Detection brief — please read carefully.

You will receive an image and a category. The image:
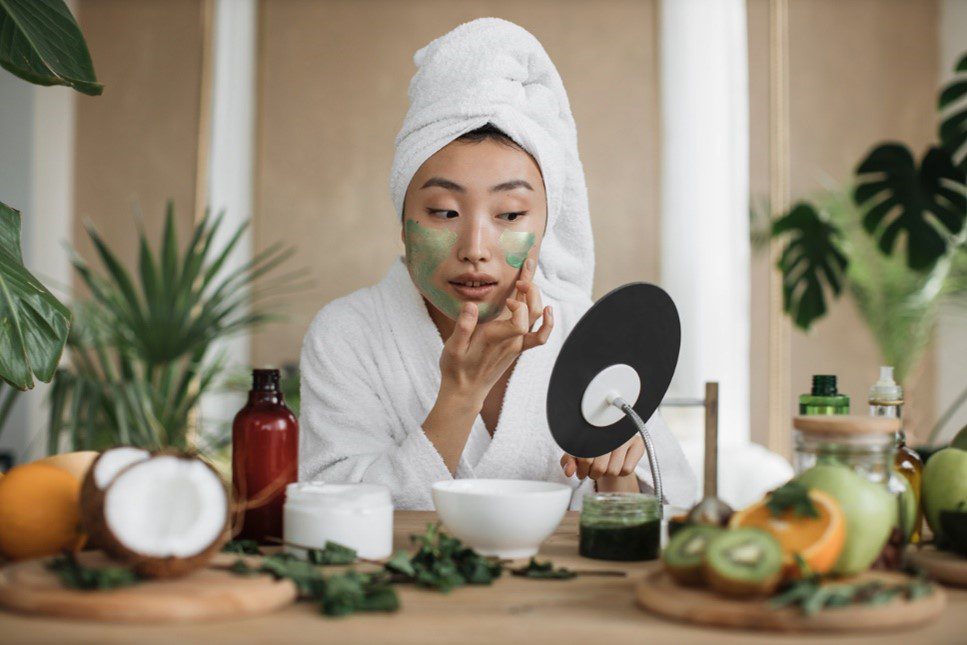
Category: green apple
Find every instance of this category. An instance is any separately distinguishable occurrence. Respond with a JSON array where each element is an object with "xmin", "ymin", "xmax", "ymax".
[
  {"xmin": 796, "ymin": 464, "xmax": 897, "ymax": 576},
  {"xmin": 922, "ymin": 447, "xmax": 967, "ymax": 540}
]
